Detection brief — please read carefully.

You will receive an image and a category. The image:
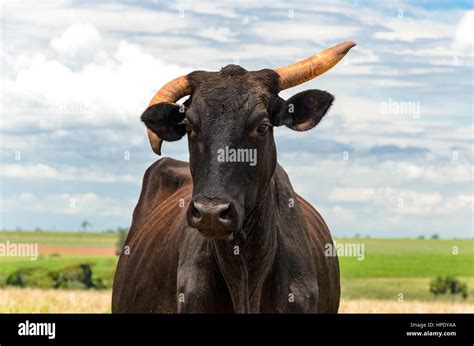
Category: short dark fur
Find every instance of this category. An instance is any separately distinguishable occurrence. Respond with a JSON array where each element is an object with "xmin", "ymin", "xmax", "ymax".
[{"xmin": 113, "ymin": 65, "xmax": 339, "ymax": 313}]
